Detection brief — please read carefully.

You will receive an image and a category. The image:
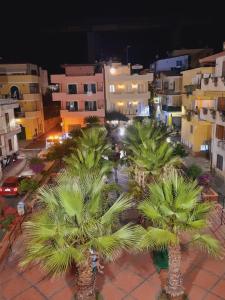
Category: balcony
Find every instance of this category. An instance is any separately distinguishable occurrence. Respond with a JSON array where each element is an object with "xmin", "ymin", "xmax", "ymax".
[
  {"xmin": 0, "ymin": 125, "xmax": 21, "ymax": 135},
  {"xmin": 109, "ymin": 91, "xmax": 150, "ymax": 101},
  {"xmin": 200, "ymin": 108, "xmax": 216, "ymax": 123},
  {"xmin": 61, "ymin": 109, "xmax": 105, "ymax": 118},
  {"xmin": 217, "ymin": 140, "xmax": 225, "ymax": 151},
  {"xmin": 52, "ymin": 91, "xmax": 104, "ymax": 102},
  {"xmin": 162, "ymin": 105, "xmax": 181, "ymax": 112},
  {"xmin": 15, "ymin": 110, "xmax": 42, "ymax": 119}
]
